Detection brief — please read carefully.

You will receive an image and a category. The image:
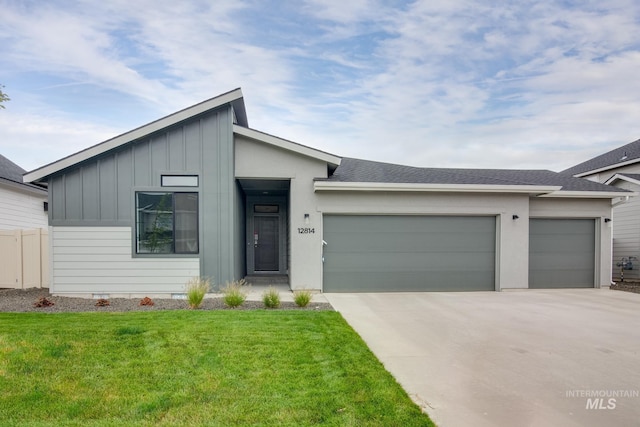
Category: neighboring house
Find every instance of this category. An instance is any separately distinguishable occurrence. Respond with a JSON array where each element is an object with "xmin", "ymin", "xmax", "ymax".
[
  {"xmin": 0, "ymin": 154, "xmax": 47, "ymax": 229},
  {"xmin": 0, "ymin": 154, "xmax": 49, "ymax": 289},
  {"xmin": 24, "ymin": 88, "xmax": 629, "ymax": 297},
  {"xmin": 562, "ymin": 138, "xmax": 640, "ymax": 280}
]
